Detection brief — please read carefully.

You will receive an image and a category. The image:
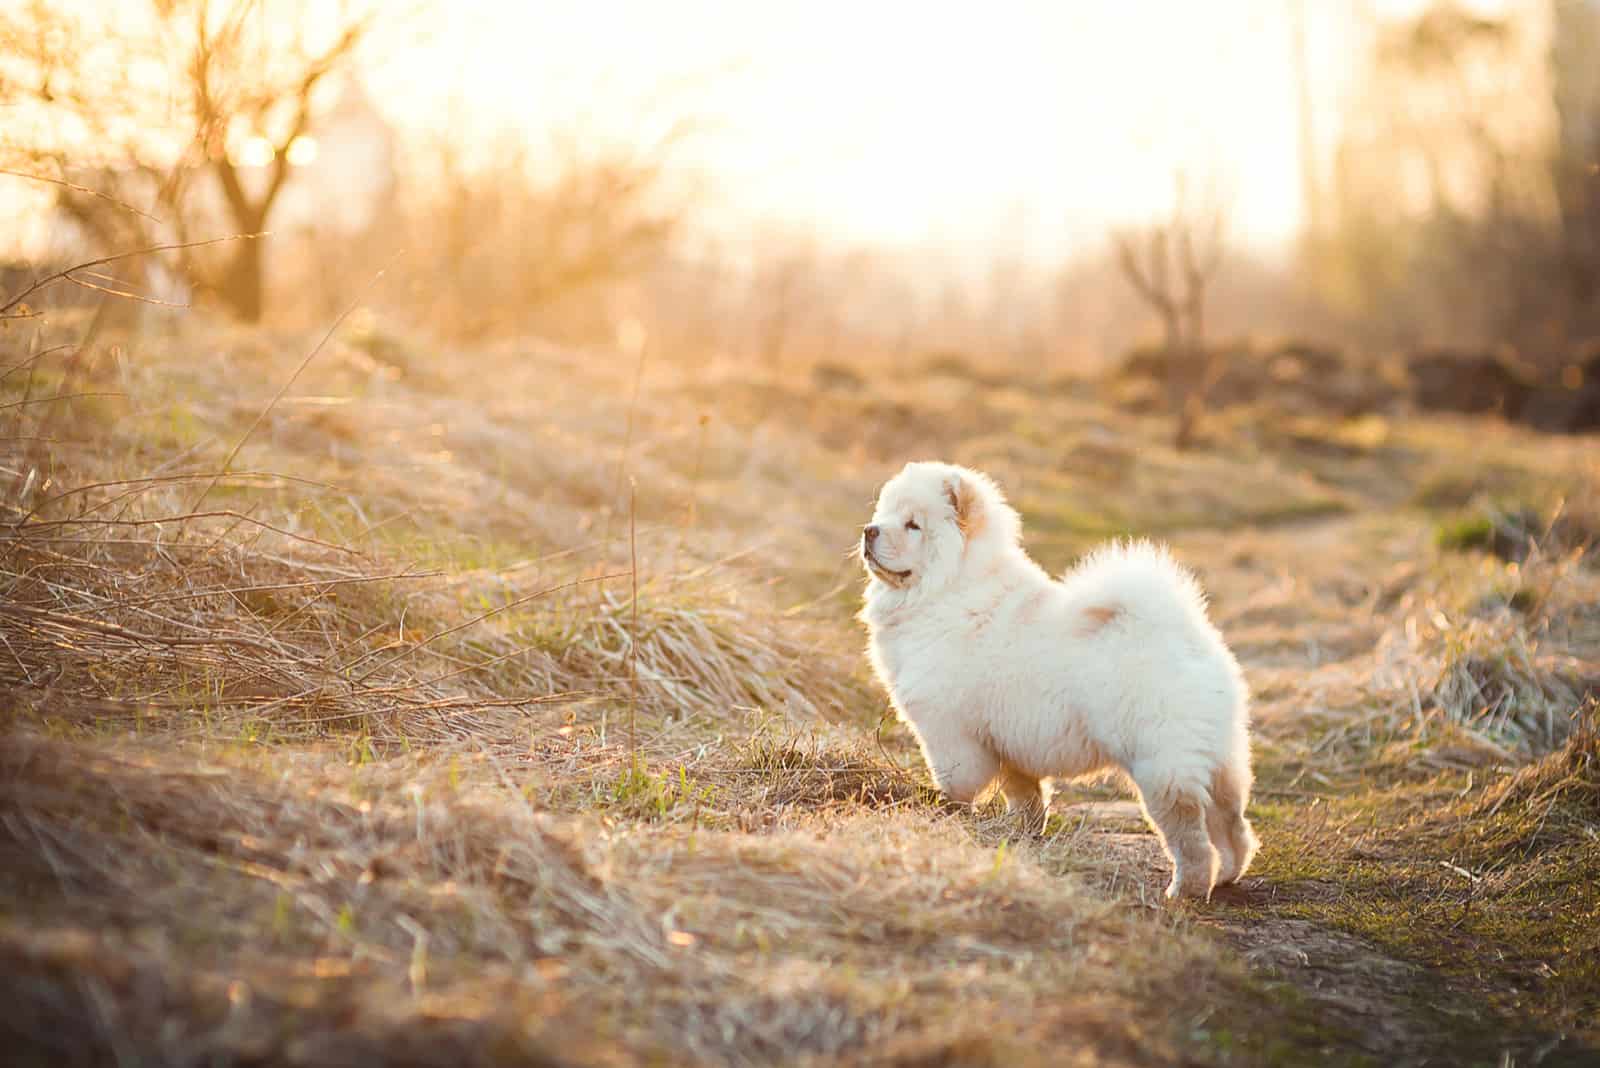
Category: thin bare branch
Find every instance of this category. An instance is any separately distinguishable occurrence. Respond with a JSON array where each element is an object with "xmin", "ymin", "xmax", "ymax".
[
  {"xmin": 6, "ymin": 511, "xmax": 364, "ymax": 556},
  {"xmin": 19, "ymin": 470, "xmax": 350, "ymax": 525},
  {"xmin": 0, "ymin": 234, "xmax": 262, "ymax": 318},
  {"xmin": 61, "ymin": 272, "xmax": 189, "ymax": 308},
  {"xmin": 0, "ymin": 168, "xmax": 164, "ymax": 225},
  {"xmin": 0, "ymin": 600, "xmax": 287, "ymax": 655},
  {"xmin": 0, "ymin": 392, "xmax": 125, "ymax": 412}
]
